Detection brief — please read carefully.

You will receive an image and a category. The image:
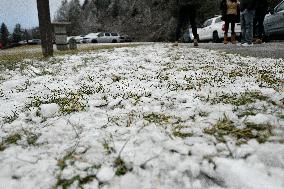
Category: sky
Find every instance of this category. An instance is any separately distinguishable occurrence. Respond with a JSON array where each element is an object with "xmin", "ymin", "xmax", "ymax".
[{"xmin": 0, "ymin": 0, "xmax": 84, "ymax": 32}]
